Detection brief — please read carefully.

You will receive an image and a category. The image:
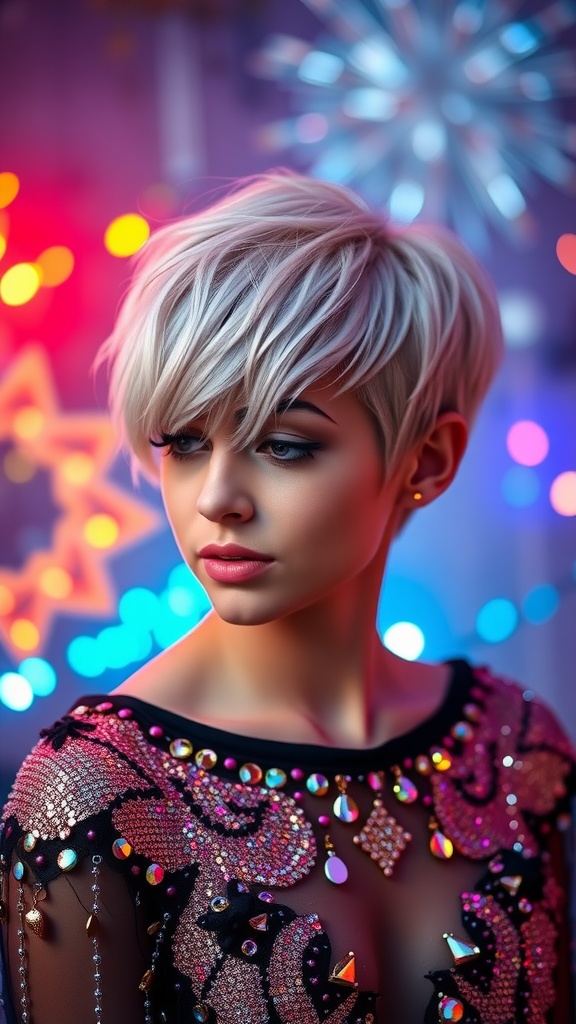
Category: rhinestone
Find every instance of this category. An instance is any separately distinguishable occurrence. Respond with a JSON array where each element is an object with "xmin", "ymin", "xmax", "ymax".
[
  {"xmin": 519, "ymin": 897, "xmax": 533, "ymax": 914},
  {"xmin": 451, "ymin": 720, "xmax": 474, "ymax": 742},
  {"xmin": 438, "ymin": 995, "xmax": 464, "ymax": 1021},
  {"xmin": 249, "ymin": 913, "xmax": 268, "ymax": 931},
  {"xmin": 318, "ymin": 814, "xmax": 330, "ymax": 827},
  {"xmin": 169, "ymin": 738, "xmax": 193, "ymax": 759},
  {"xmin": 324, "ymin": 854, "xmax": 348, "ymax": 884},
  {"xmin": 241, "ymin": 939, "xmax": 258, "ymax": 956},
  {"xmin": 463, "ymin": 702, "xmax": 481, "ymax": 722},
  {"xmin": 392, "ymin": 774, "xmax": 418, "ymax": 803},
  {"xmin": 57, "ymin": 849, "xmax": 78, "ymax": 871},
  {"xmin": 73, "ymin": 705, "xmax": 89, "ymax": 715},
  {"xmin": 367, "ymin": 771, "xmax": 384, "ymax": 791},
  {"xmin": 430, "ymin": 748, "xmax": 452, "ymax": 771},
  {"xmin": 333, "ymin": 793, "xmax": 359, "ymax": 823},
  {"xmin": 223, "ymin": 757, "xmax": 237, "ymax": 770},
  {"xmin": 149, "ymin": 725, "xmax": 163, "ymax": 738},
  {"xmin": 265, "ymin": 767, "xmax": 287, "ymax": 789},
  {"xmin": 192, "ymin": 1005, "xmax": 211, "ymax": 1023},
  {"xmin": 329, "ymin": 950, "xmax": 356, "ymax": 987},
  {"xmin": 414, "ymin": 755, "xmax": 432, "ymax": 775},
  {"xmin": 23, "ymin": 833, "xmax": 37, "ymax": 852},
  {"xmin": 139, "ymin": 968, "xmax": 154, "ymax": 991},
  {"xmin": 117, "ymin": 708, "xmax": 133, "ymax": 718},
  {"xmin": 210, "ymin": 896, "xmax": 229, "ymax": 912},
  {"xmin": 430, "ymin": 830, "xmax": 454, "ymax": 859},
  {"xmin": 195, "ymin": 748, "xmax": 217, "ymax": 769},
  {"xmin": 306, "ymin": 773, "xmax": 329, "ymax": 796},
  {"xmin": 95, "ymin": 702, "xmax": 113, "ymax": 712},
  {"xmin": 112, "ymin": 837, "xmax": 132, "ymax": 859},
  {"xmin": 443, "ymin": 932, "xmax": 481, "ymax": 964},
  {"xmin": 238, "ymin": 762, "xmax": 262, "ymax": 784},
  {"xmin": 145, "ymin": 863, "xmax": 165, "ymax": 885},
  {"xmin": 13, "ymin": 861, "xmax": 24, "ymax": 880},
  {"xmin": 258, "ymin": 891, "xmax": 274, "ymax": 903}
]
